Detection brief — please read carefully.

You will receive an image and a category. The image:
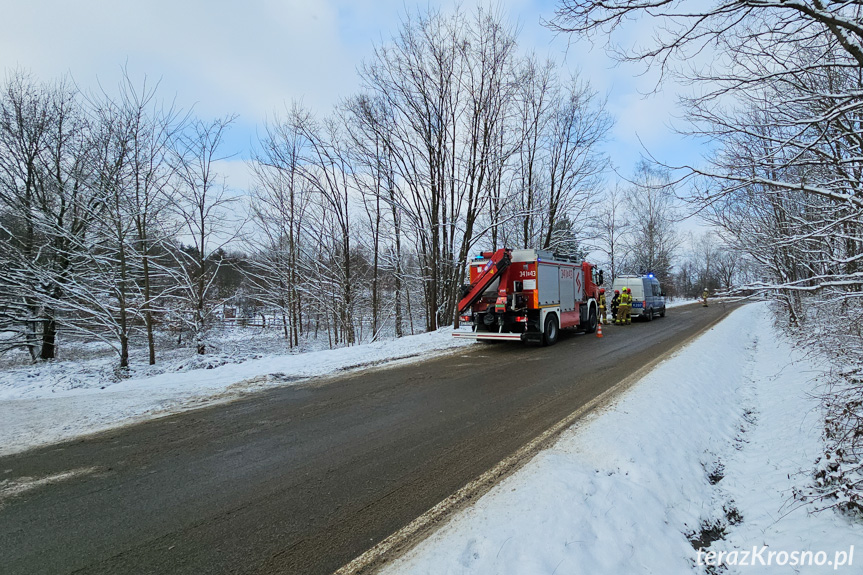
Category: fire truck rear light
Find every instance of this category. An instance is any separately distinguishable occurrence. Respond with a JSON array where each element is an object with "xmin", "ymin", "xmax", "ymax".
[
  {"xmin": 515, "ymin": 316, "xmax": 527, "ymax": 323},
  {"xmin": 460, "ymin": 315, "xmax": 472, "ymax": 322}
]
